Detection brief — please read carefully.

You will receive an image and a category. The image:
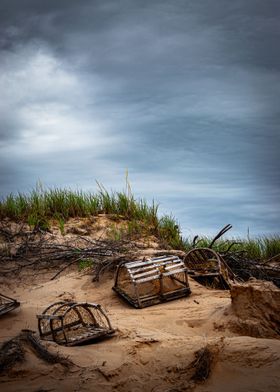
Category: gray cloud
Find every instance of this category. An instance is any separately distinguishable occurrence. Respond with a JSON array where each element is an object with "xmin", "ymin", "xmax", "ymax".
[{"xmin": 0, "ymin": 0, "xmax": 279, "ymax": 236}]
